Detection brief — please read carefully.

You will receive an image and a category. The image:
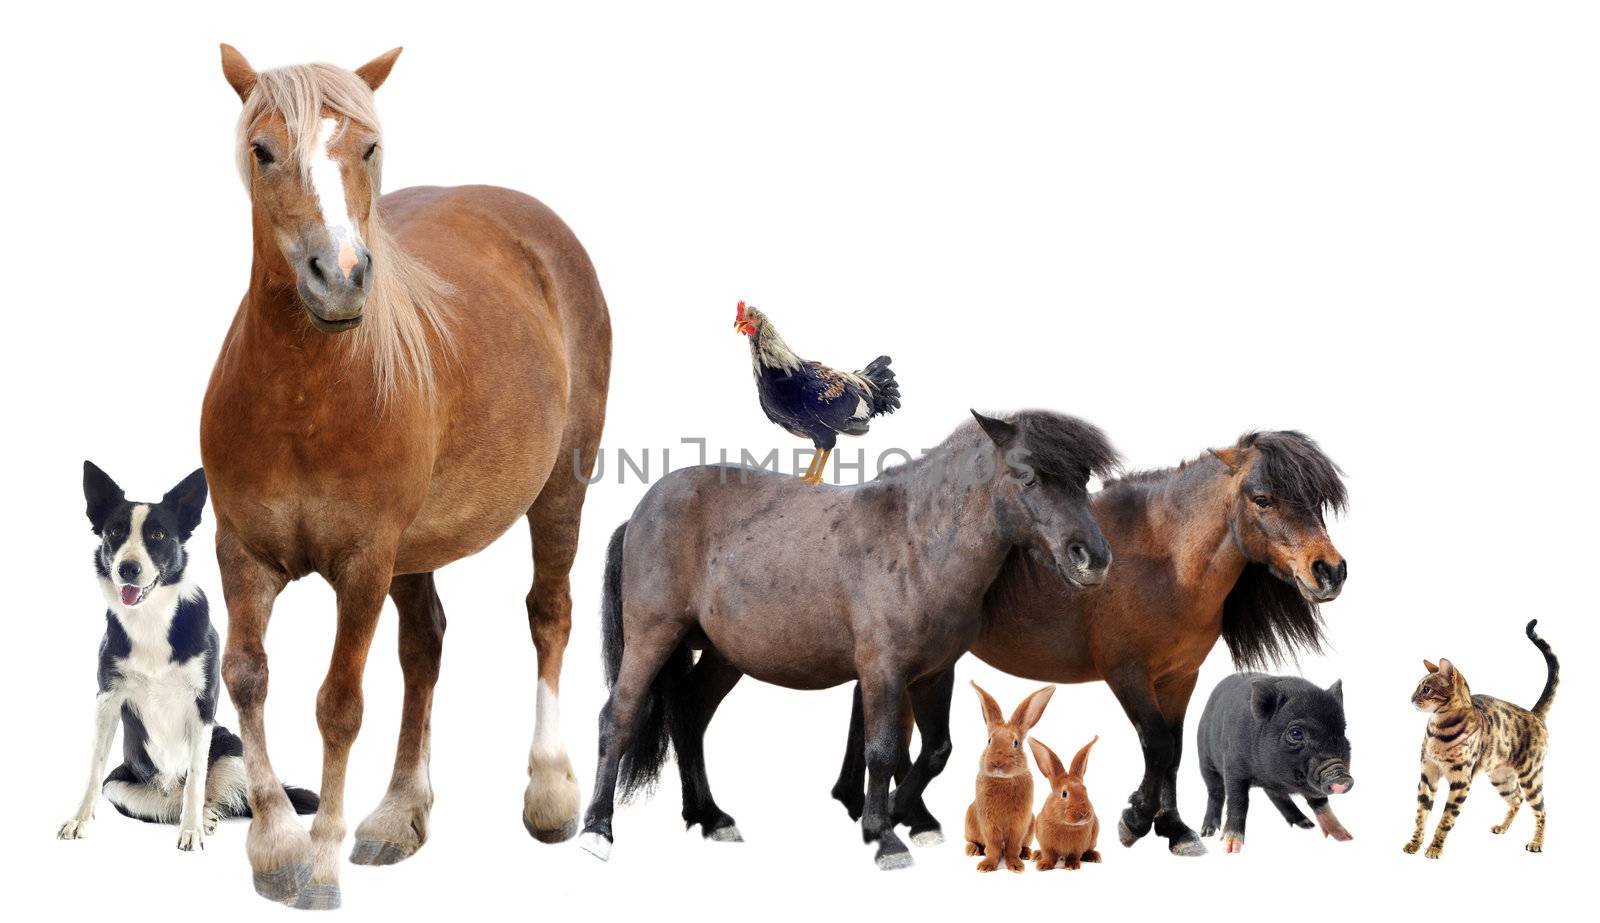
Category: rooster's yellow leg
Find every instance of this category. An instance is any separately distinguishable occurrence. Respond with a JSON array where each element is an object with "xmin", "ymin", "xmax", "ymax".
[
  {"xmin": 797, "ymin": 451, "xmax": 821, "ymax": 481},
  {"xmin": 802, "ymin": 448, "xmax": 833, "ymax": 485}
]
